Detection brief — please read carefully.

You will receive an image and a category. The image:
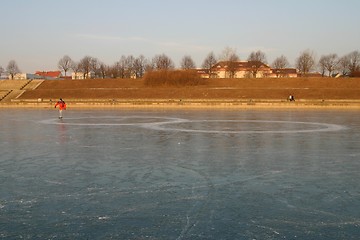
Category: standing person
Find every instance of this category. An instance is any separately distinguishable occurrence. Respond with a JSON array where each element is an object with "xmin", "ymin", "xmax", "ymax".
[{"xmin": 54, "ymin": 98, "xmax": 67, "ymax": 119}]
